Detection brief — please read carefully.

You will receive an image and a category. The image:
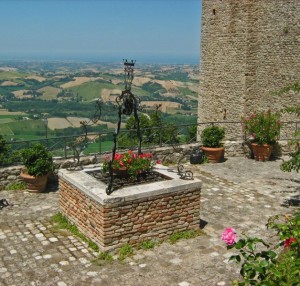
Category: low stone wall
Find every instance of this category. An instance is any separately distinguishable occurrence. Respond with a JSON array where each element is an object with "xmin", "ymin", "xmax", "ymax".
[
  {"xmin": 59, "ymin": 167, "xmax": 201, "ymax": 251},
  {"xmin": 0, "ymin": 166, "xmax": 23, "ymax": 191},
  {"xmin": 0, "ymin": 141, "xmax": 296, "ymax": 190}
]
